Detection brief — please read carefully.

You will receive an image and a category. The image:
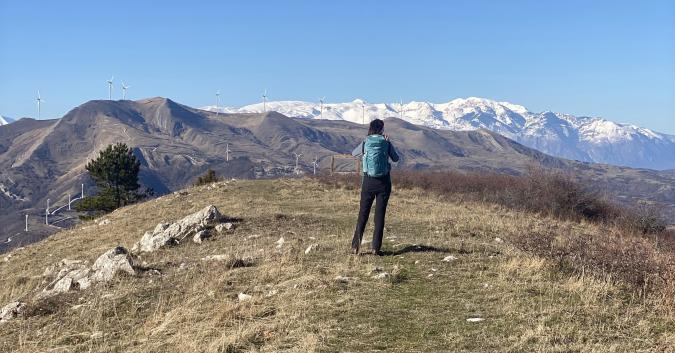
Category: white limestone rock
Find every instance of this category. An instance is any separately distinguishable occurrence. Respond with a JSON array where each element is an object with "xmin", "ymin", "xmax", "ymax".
[
  {"xmin": 215, "ymin": 222, "xmax": 234, "ymax": 232},
  {"xmin": 238, "ymin": 293, "xmax": 252, "ymax": 302},
  {"xmin": 0, "ymin": 301, "xmax": 26, "ymax": 325},
  {"xmin": 133, "ymin": 205, "xmax": 222, "ymax": 252},
  {"xmin": 372, "ymin": 272, "xmax": 390, "ymax": 280},
  {"xmin": 192, "ymin": 229, "xmax": 210, "ymax": 244},
  {"xmin": 202, "ymin": 254, "xmax": 228, "ymax": 262},
  {"xmin": 304, "ymin": 243, "xmax": 318, "ymax": 255},
  {"xmin": 89, "ymin": 246, "xmax": 136, "ymax": 283},
  {"xmin": 275, "ymin": 237, "xmax": 285, "ymax": 249}
]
